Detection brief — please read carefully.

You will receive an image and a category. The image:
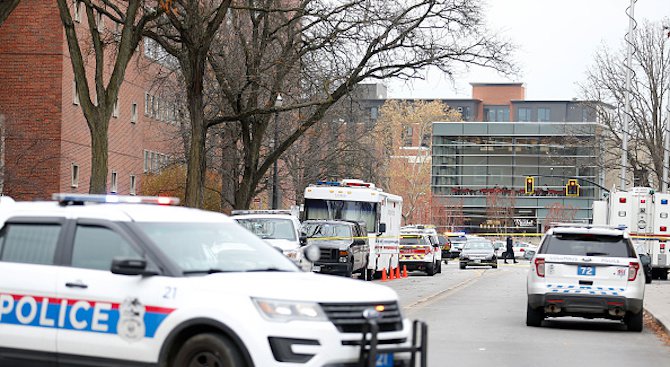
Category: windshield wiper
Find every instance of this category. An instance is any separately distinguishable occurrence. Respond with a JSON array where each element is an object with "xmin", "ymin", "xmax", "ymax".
[
  {"xmin": 182, "ymin": 268, "xmax": 230, "ymax": 275},
  {"xmin": 244, "ymin": 267, "xmax": 291, "ymax": 272}
]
